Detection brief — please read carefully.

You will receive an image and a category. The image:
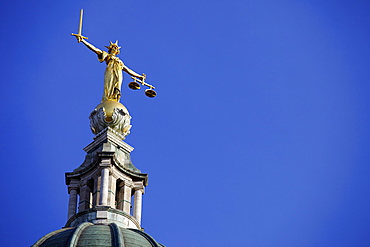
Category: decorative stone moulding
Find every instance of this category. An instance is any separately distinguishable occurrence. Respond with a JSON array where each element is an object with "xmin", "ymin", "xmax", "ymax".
[
  {"xmin": 89, "ymin": 100, "xmax": 132, "ymax": 139},
  {"xmin": 65, "ymin": 206, "xmax": 141, "ymax": 230}
]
